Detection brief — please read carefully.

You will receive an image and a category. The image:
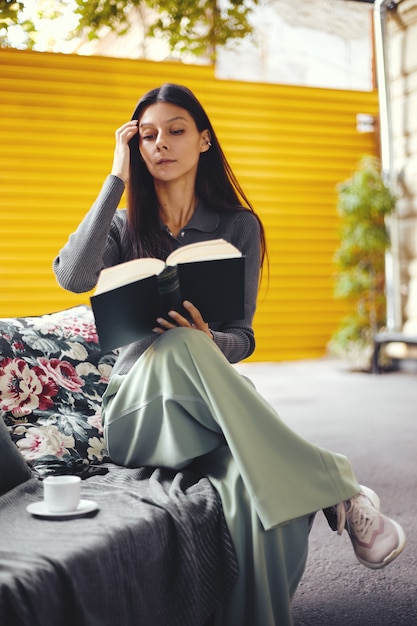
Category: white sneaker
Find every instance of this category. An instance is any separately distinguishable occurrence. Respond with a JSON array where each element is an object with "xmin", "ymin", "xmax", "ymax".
[{"xmin": 336, "ymin": 485, "xmax": 406, "ymax": 569}]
